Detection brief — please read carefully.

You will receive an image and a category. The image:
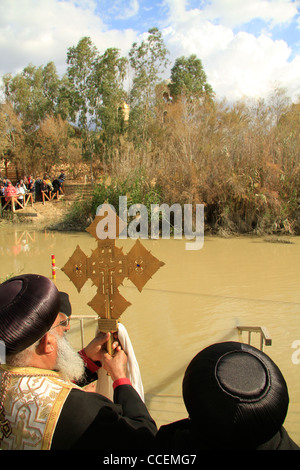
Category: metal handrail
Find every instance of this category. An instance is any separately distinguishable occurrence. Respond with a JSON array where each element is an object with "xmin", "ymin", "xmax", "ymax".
[
  {"xmin": 69, "ymin": 316, "xmax": 272, "ymax": 352},
  {"xmin": 237, "ymin": 326, "xmax": 272, "ymax": 351},
  {"xmin": 70, "ymin": 315, "xmax": 98, "ymax": 349}
]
